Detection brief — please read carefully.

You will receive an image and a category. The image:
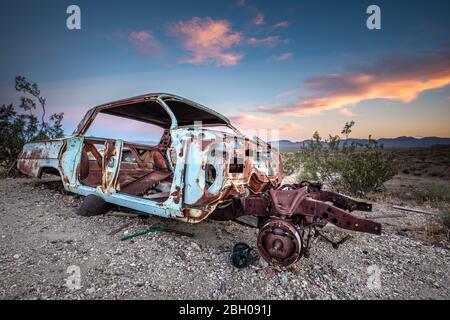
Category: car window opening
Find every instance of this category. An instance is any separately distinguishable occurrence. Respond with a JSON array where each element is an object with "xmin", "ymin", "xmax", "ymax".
[{"xmin": 79, "ymin": 104, "xmax": 174, "ymax": 202}]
